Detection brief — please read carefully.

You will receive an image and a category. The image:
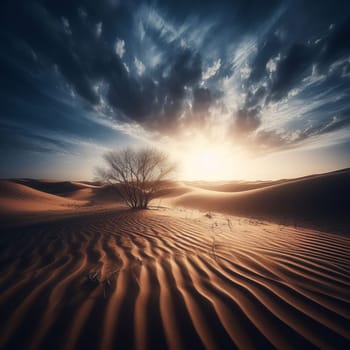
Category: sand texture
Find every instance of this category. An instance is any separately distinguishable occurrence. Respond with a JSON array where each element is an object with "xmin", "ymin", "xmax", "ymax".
[
  {"xmin": 0, "ymin": 208, "xmax": 349, "ymax": 350},
  {"xmin": 0, "ymin": 170, "xmax": 349, "ymax": 349}
]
